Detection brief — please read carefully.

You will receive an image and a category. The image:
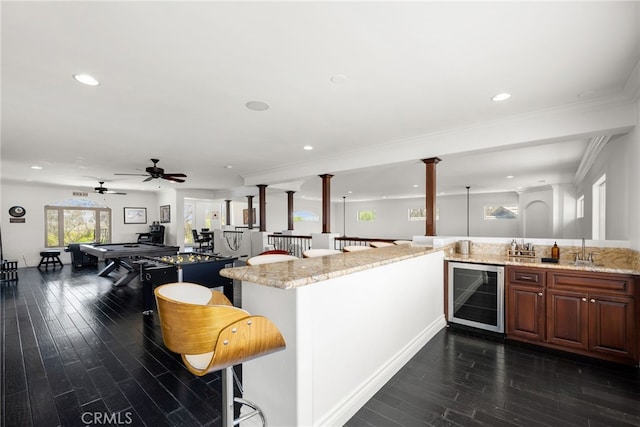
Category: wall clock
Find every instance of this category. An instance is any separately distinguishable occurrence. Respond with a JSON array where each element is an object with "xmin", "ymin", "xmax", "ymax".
[{"xmin": 9, "ymin": 206, "xmax": 26, "ymax": 218}]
